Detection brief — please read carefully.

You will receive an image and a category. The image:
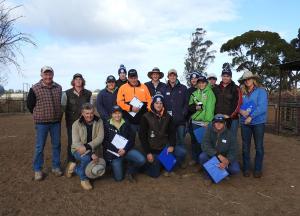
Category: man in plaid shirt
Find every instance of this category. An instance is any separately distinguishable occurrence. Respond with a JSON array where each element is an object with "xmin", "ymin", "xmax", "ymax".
[{"xmin": 27, "ymin": 66, "xmax": 63, "ymax": 181}]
